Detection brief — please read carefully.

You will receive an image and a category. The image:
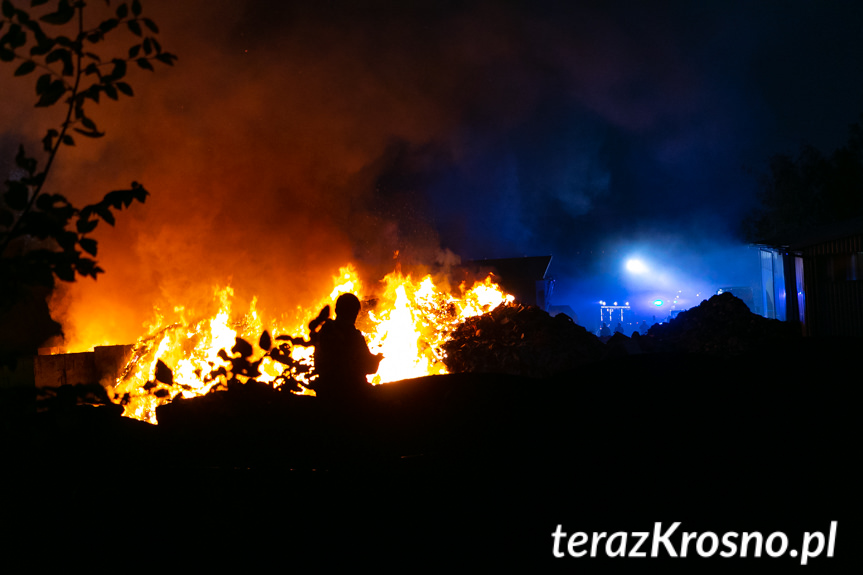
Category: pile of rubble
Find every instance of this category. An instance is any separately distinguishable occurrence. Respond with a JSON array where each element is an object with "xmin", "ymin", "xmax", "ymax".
[
  {"xmin": 441, "ymin": 293, "xmax": 800, "ymax": 376},
  {"xmin": 441, "ymin": 303, "xmax": 605, "ymax": 377},
  {"xmin": 646, "ymin": 292, "xmax": 799, "ymax": 355}
]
